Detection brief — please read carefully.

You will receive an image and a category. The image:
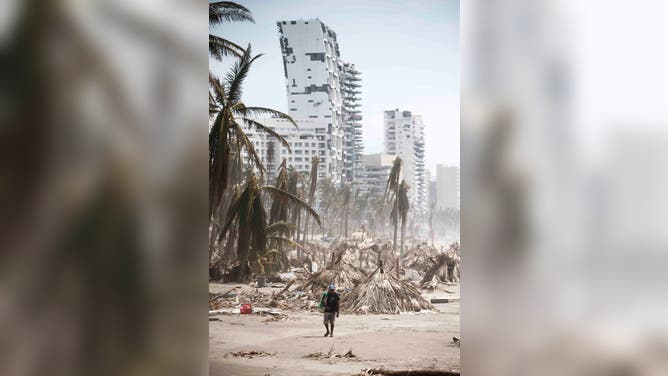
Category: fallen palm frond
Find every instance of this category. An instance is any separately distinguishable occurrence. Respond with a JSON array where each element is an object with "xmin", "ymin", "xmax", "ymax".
[
  {"xmin": 304, "ymin": 345, "xmax": 356, "ymax": 360},
  {"xmin": 342, "ymin": 264, "xmax": 435, "ymax": 314}
]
